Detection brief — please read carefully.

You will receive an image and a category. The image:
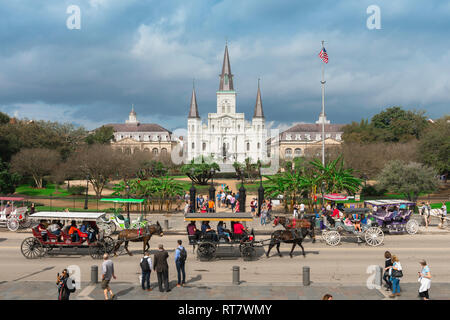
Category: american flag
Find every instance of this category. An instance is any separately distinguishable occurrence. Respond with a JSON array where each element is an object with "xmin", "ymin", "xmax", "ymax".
[{"xmin": 318, "ymin": 47, "xmax": 328, "ymax": 64}]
